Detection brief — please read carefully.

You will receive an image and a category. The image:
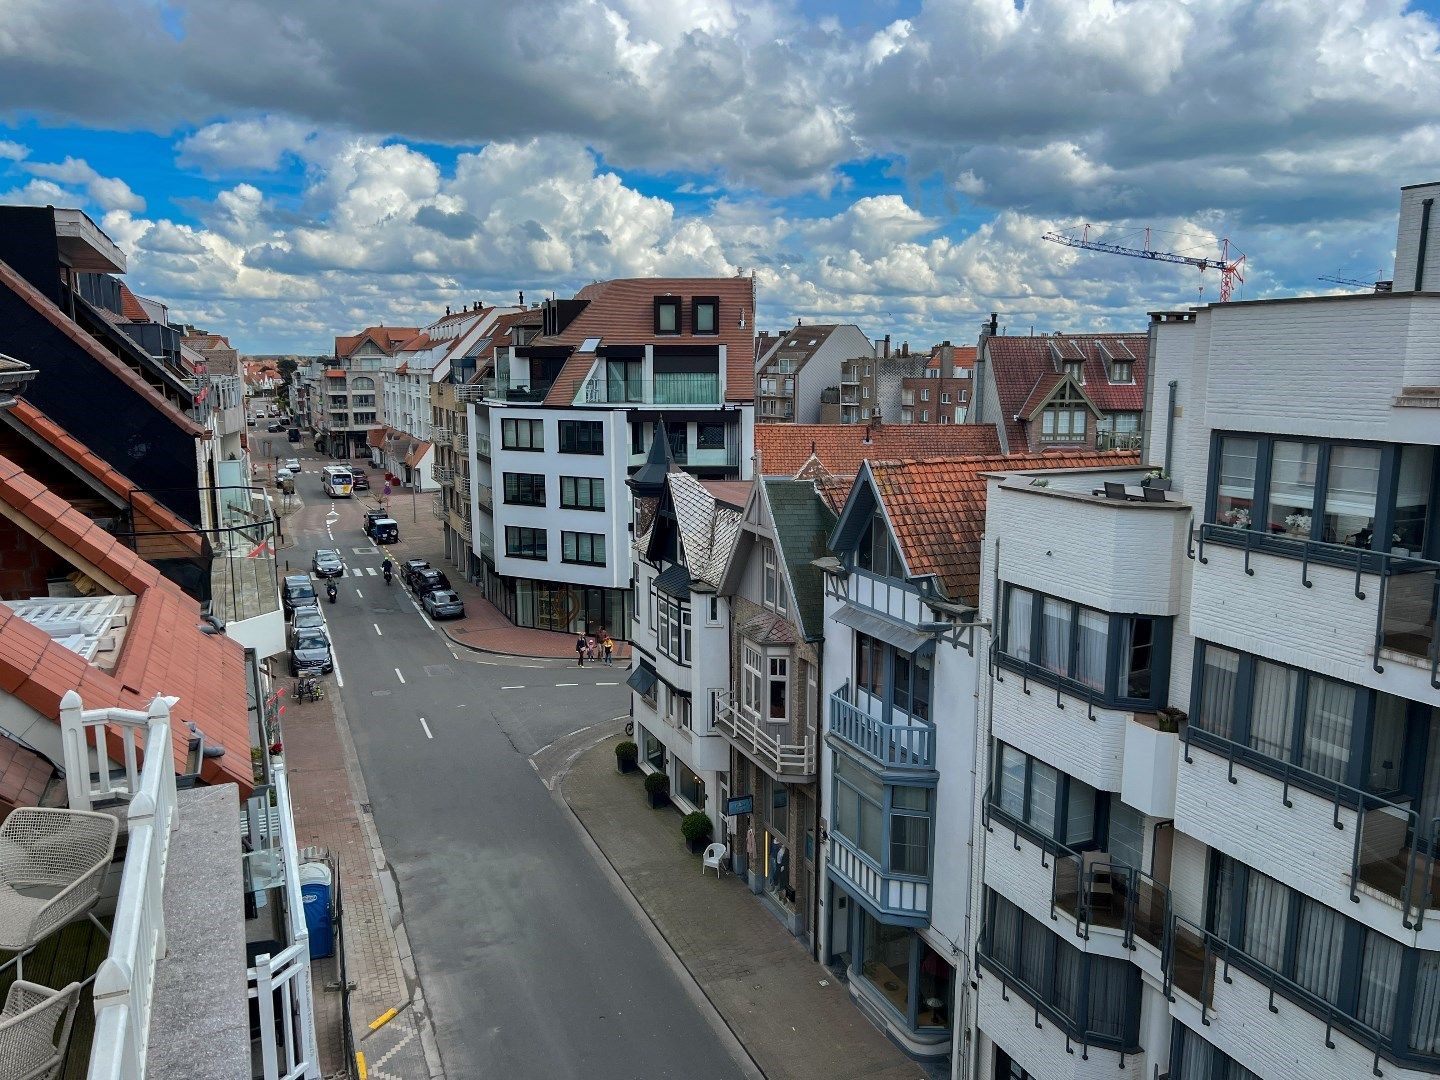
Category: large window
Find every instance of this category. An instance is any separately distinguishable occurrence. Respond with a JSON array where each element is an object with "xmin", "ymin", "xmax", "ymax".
[
  {"xmin": 502, "ymin": 417, "xmax": 543, "ymax": 451},
  {"xmin": 981, "ymin": 891, "xmax": 1141, "ymax": 1050},
  {"xmin": 1039, "ymin": 385, "xmax": 1091, "ymax": 442},
  {"xmin": 991, "ymin": 742, "xmax": 1104, "ymax": 852},
  {"xmin": 503, "ymin": 472, "xmax": 545, "ymax": 506},
  {"xmin": 654, "ymin": 296, "xmax": 680, "ymax": 335},
  {"xmin": 559, "ymin": 475, "xmax": 604, "ymax": 511},
  {"xmin": 505, "ymin": 526, "xmax": 547, "ymax": 560},
  {"xmin": 558, "ymin": 420, "xmax": 604, "ymax": 455},
  {"xmin": 833, "ymin": 754, "xmax": 932, "ymax": 876},
  {"xmin": 656, "ymin": 593, "xmax": 691, "ymax": 663},
  {"xmin": 856, "ymin": 516, "xmax": 904, "ymax": 578},
  {"xmin": 854, "ymin": 633, "xmax": 932, "ymax": 721},
  {"xmin": 1000, "ymin": 585, "xmax": 1170, "ymax": 707},
  {"xmin": 1170, "ymin": 1021, "xmax": 1261, "ymax": 1079},
  {"xmin": 697, "ymin": 422, "xmax": 726, "ymax": 450},
  {"xmin": 561, "ymin": 531, "xmax": 605, "ymax": 566},
  {"xmin": 692, "ymin": 296, "xmax": 718, "ymax": 335}
]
